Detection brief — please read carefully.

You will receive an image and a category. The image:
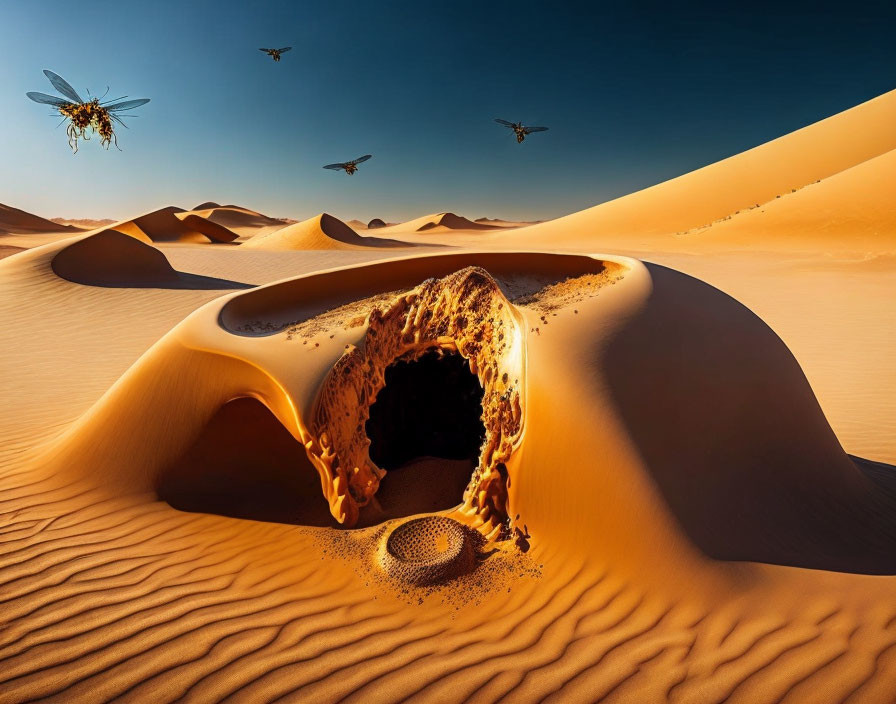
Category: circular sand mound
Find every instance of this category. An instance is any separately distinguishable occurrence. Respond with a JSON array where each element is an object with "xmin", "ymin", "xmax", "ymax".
[{"xmin": 380, "ymin": 517, "xmax": 475, "ymax": 586}]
